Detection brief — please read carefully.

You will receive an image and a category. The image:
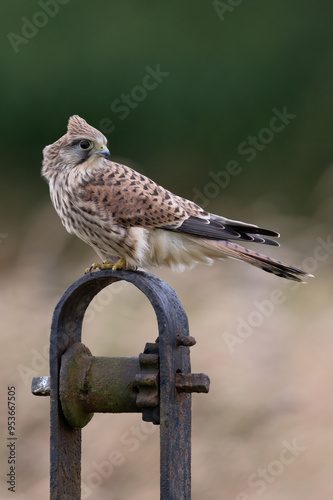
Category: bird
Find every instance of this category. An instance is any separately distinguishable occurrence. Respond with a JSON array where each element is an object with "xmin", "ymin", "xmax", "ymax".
[{"xmin": 42, "ymin": 115, "xmax": 311, "ymax": 282}]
